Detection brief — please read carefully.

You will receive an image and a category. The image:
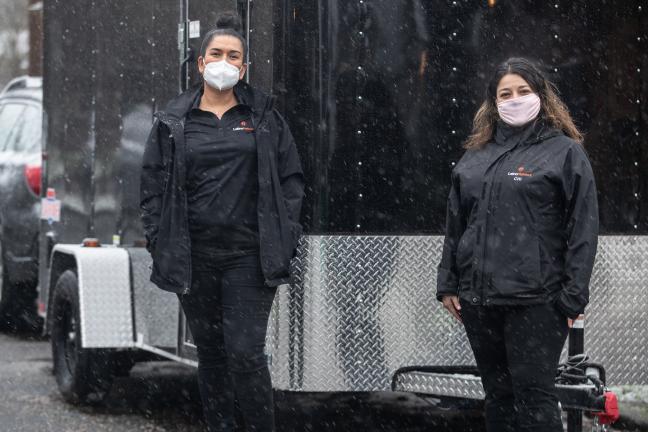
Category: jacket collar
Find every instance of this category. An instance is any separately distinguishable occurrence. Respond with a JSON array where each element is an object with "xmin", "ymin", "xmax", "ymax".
[
  {"xmin": 494, "ymin": 118, "xmax": 563, "ymax": 148},
  {"xmin": 159, "ymin": 81, "xmax": 274, "ymax": 122}
]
